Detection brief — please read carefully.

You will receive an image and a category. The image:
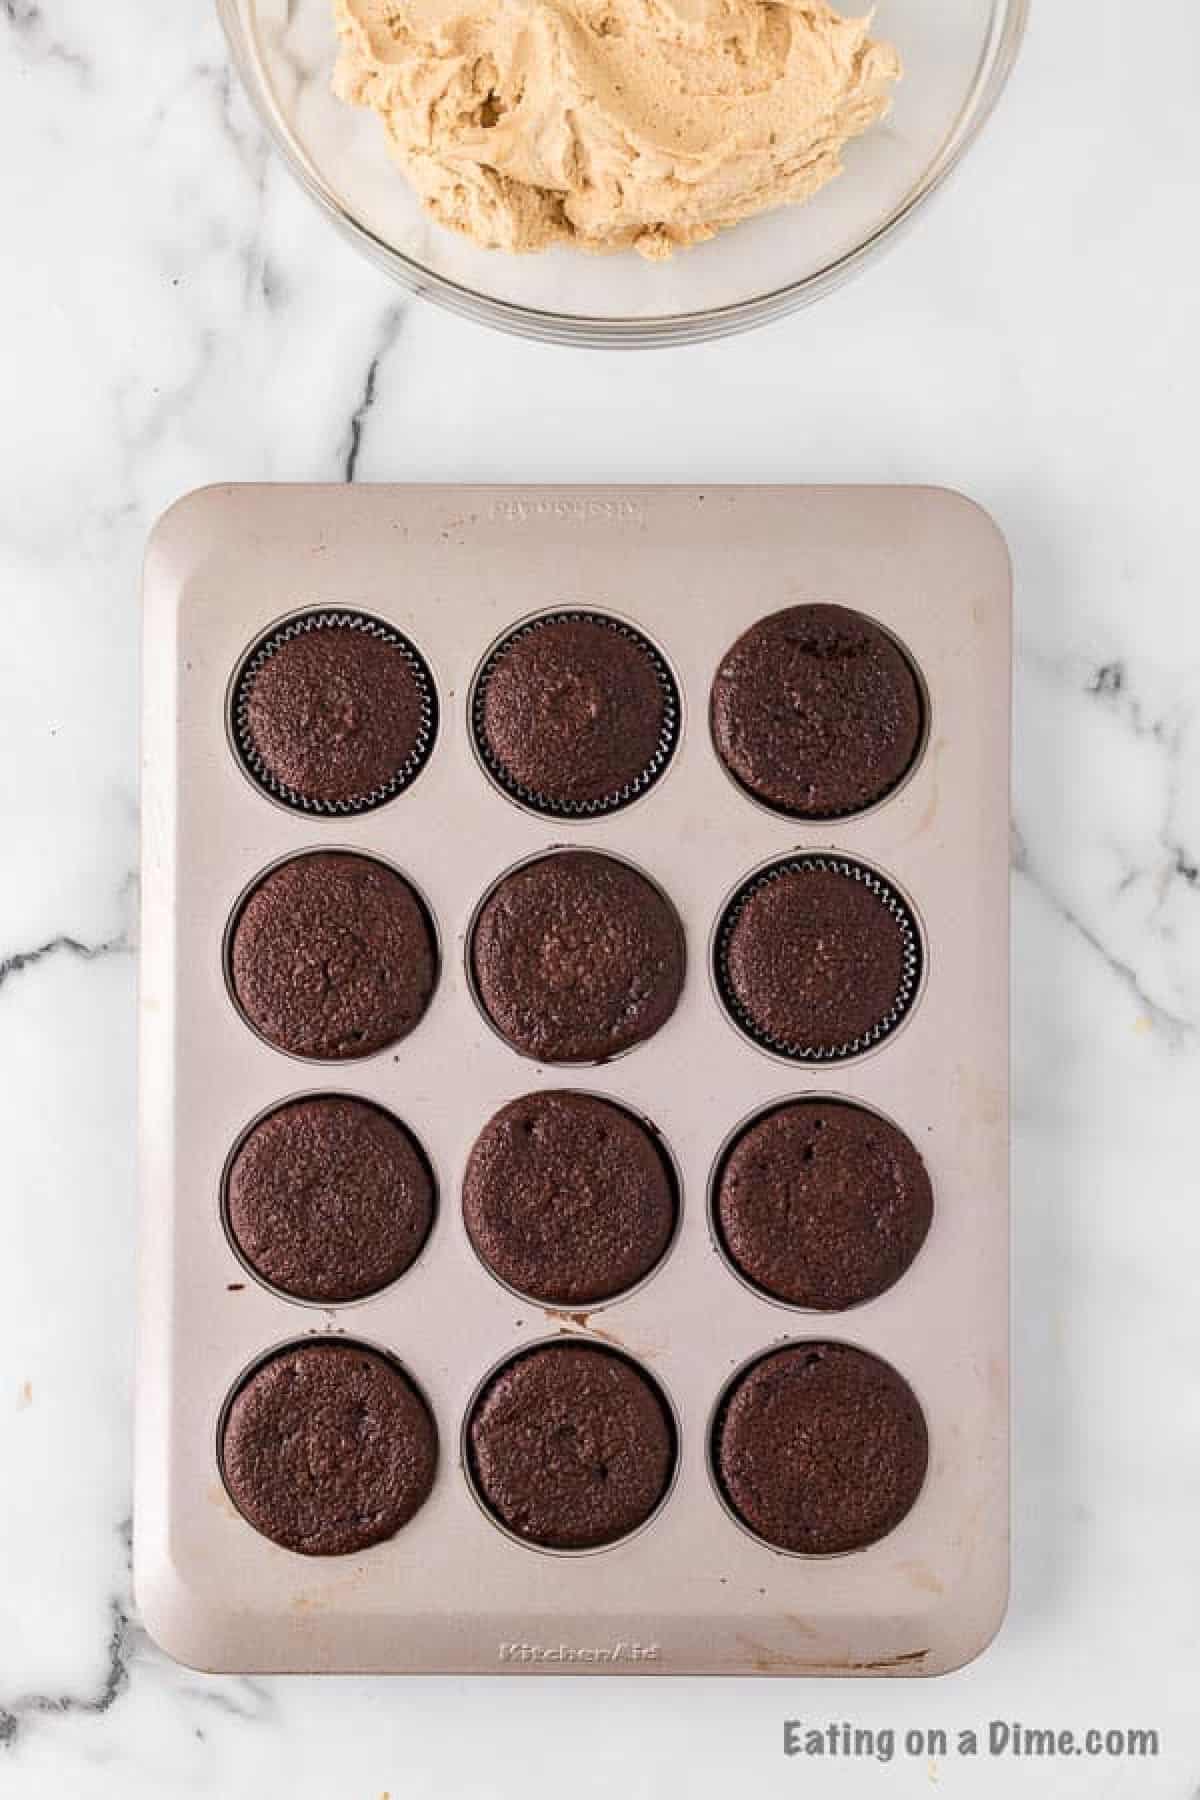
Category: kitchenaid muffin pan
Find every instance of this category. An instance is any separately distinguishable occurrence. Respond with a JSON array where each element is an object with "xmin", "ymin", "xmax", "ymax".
[{"xmin": 137, "ymin": 484, "xmax": 1010, "ymax": 1675}]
